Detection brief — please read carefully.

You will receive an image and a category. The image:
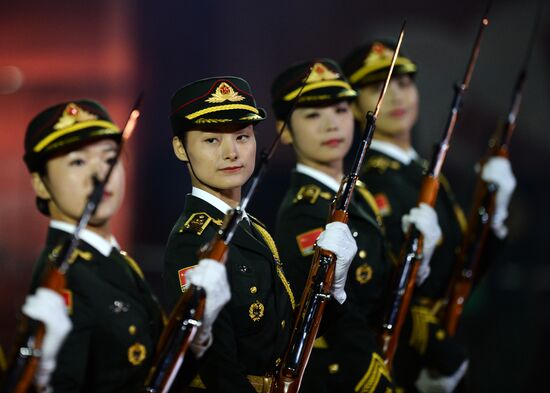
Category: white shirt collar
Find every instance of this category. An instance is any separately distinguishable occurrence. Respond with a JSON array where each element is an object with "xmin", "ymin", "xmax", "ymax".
[
  {"xmin": 49, "ymin": 220, "xmax": 119, "ymax": 257},
  {"xmin": 191, "ymin": 187, "xmax": 249, "ymax": 220},
  {"xmin": 296, "ymin": 163, "xmax": 341, "ymax": 193},
  {"xmin": 370, "ymin": 139, "xmax": 419, "ymax": 165}
]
